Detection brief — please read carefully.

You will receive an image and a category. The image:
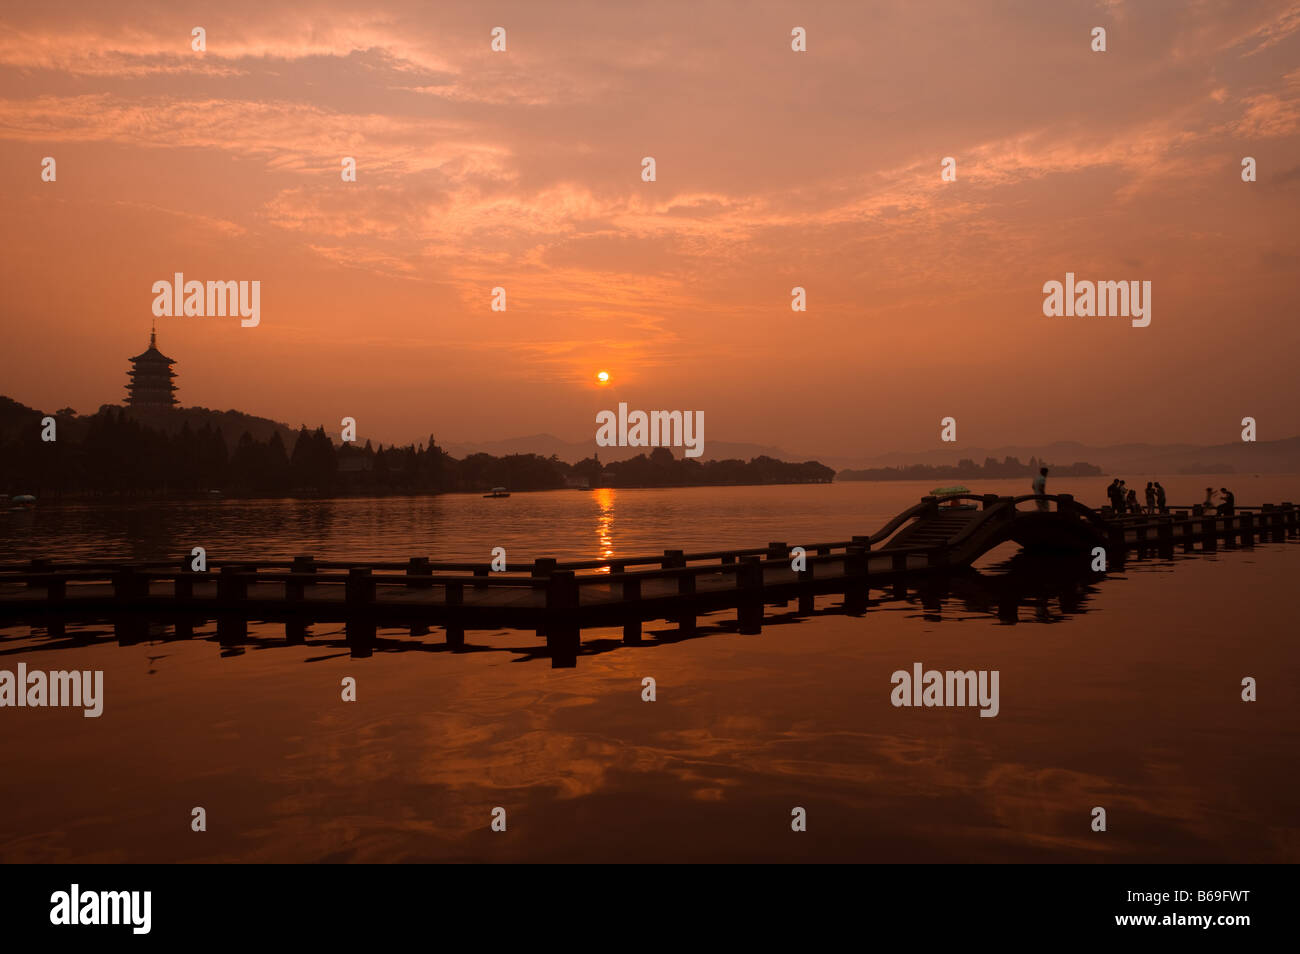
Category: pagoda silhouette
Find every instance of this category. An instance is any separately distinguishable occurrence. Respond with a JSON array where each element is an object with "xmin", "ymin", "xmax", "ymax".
[{"xmin": 124, "ymin": 323, "xmax": 179, "ymax": 407}]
